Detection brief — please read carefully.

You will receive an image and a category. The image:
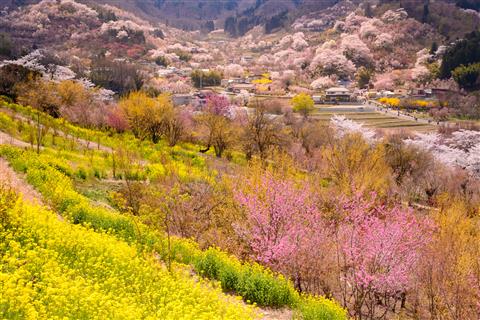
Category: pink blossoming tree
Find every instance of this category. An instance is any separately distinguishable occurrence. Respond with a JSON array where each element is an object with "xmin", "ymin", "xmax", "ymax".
[
  {"xmin": 335, "ymin": 193, "xmax": 433, "ymax": 318},
  {"xmin": 234, "ymin": 173, "xmax": 328, "ymax": 291}
]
